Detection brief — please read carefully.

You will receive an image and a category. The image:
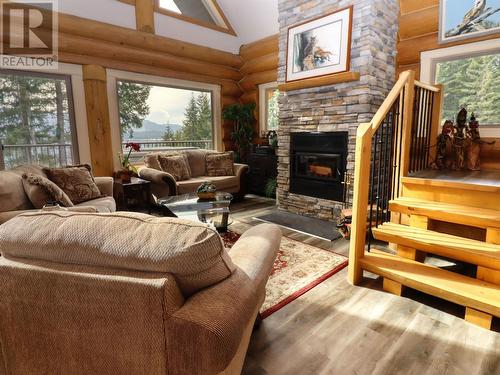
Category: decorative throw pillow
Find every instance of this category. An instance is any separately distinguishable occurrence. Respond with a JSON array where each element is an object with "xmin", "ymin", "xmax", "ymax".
[
  {"xmin": 206, "ymin": 152, "xmax": 234, "ymax": 177},
  {"xmin": 22, "ymin": 173, "xmax": 74, "ymax": 208},
  {"xmin": 43, "ymin": 164, "xmax": 102, "ymax": 205},
  {"xmin": 158, "ymin": 154, "xmax": 191, "ymax": 181}
]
